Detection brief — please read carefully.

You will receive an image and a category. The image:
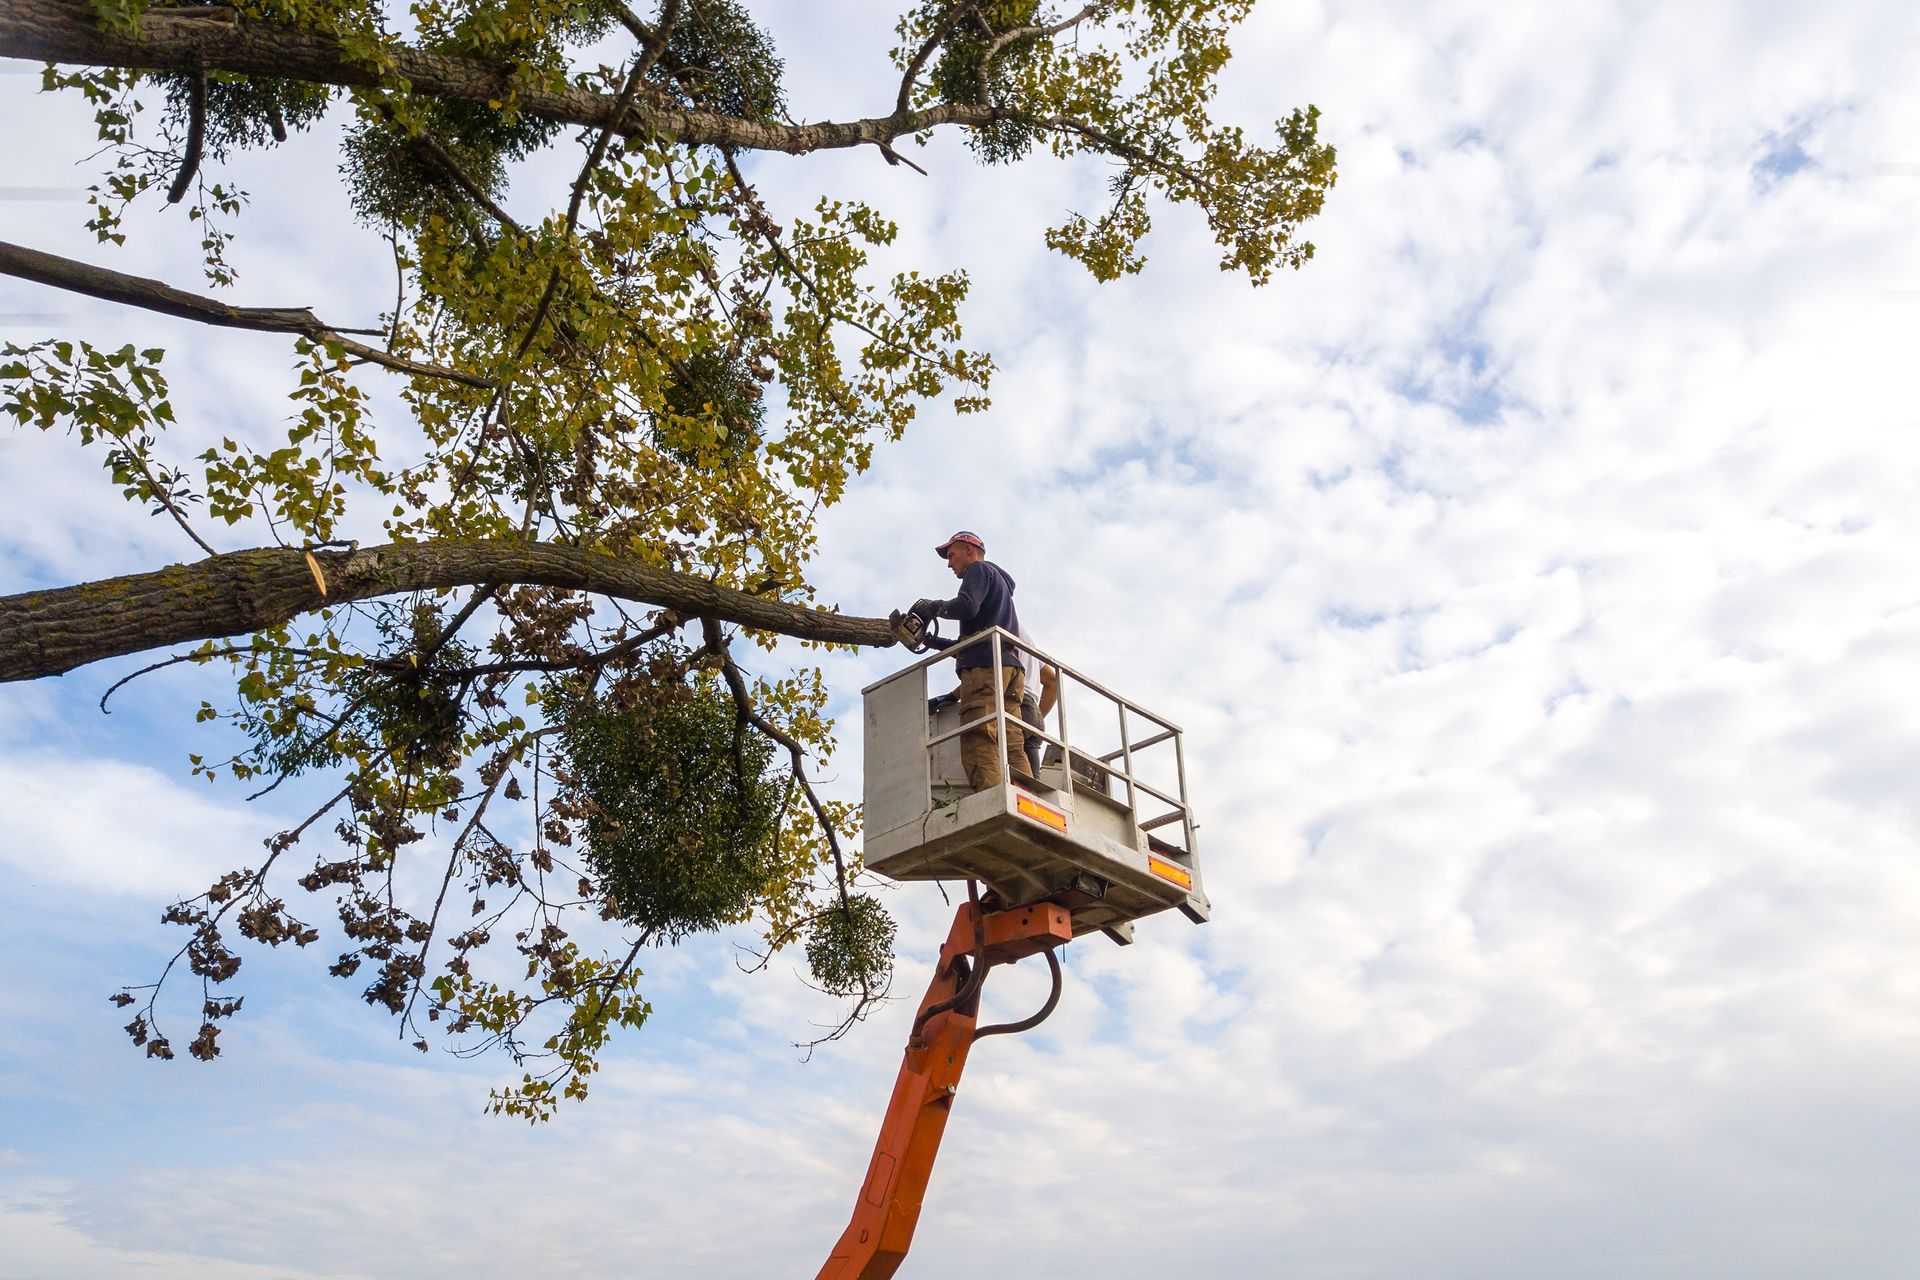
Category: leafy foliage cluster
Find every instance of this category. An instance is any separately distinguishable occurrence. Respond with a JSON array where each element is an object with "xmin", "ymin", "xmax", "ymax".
[
  {"xmin": 3, "ymin": 0, "xmax": 1333, "ymax": 1116},
  {"xmin": 896, "ymin": 1, "xmax": 1338, "ymax": 281}
]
